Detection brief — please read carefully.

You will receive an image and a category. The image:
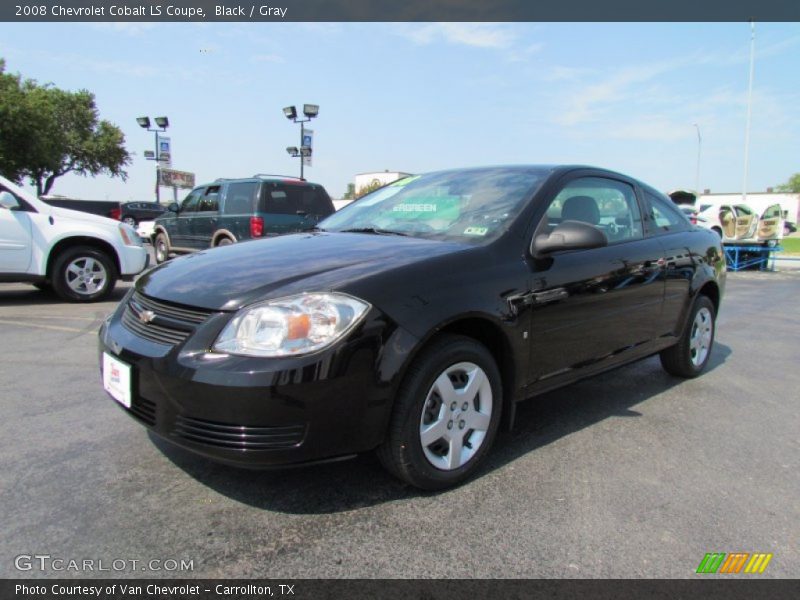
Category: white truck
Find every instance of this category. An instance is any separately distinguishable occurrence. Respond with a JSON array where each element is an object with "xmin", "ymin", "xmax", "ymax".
[{"xmin": 0, "ymin": 175, "xmax": 149, "ymax": 302}]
